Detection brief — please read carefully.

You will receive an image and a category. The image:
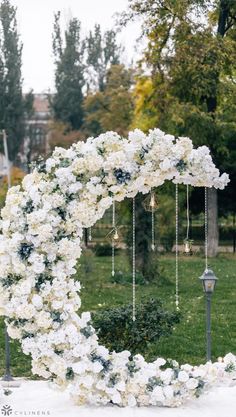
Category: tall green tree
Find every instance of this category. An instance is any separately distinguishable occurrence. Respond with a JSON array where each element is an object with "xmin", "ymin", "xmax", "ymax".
[
  {"xmin": 0, "ymin": 0, "xmax": 25, "ymax": 161},
  {"xmin": 86, "ymin": 24, "xmax": 122, "ymax": 92},
  {"xmin": 51, "ymin": 12, "xmax": 85, "ymax": 130},
  {"xmin": 83, "ymin": 64, "xmax": 134, "ymax": 137},
  {"xmin": 125, "ymin": 0, "xmax": 236, "ymax": 256}
]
